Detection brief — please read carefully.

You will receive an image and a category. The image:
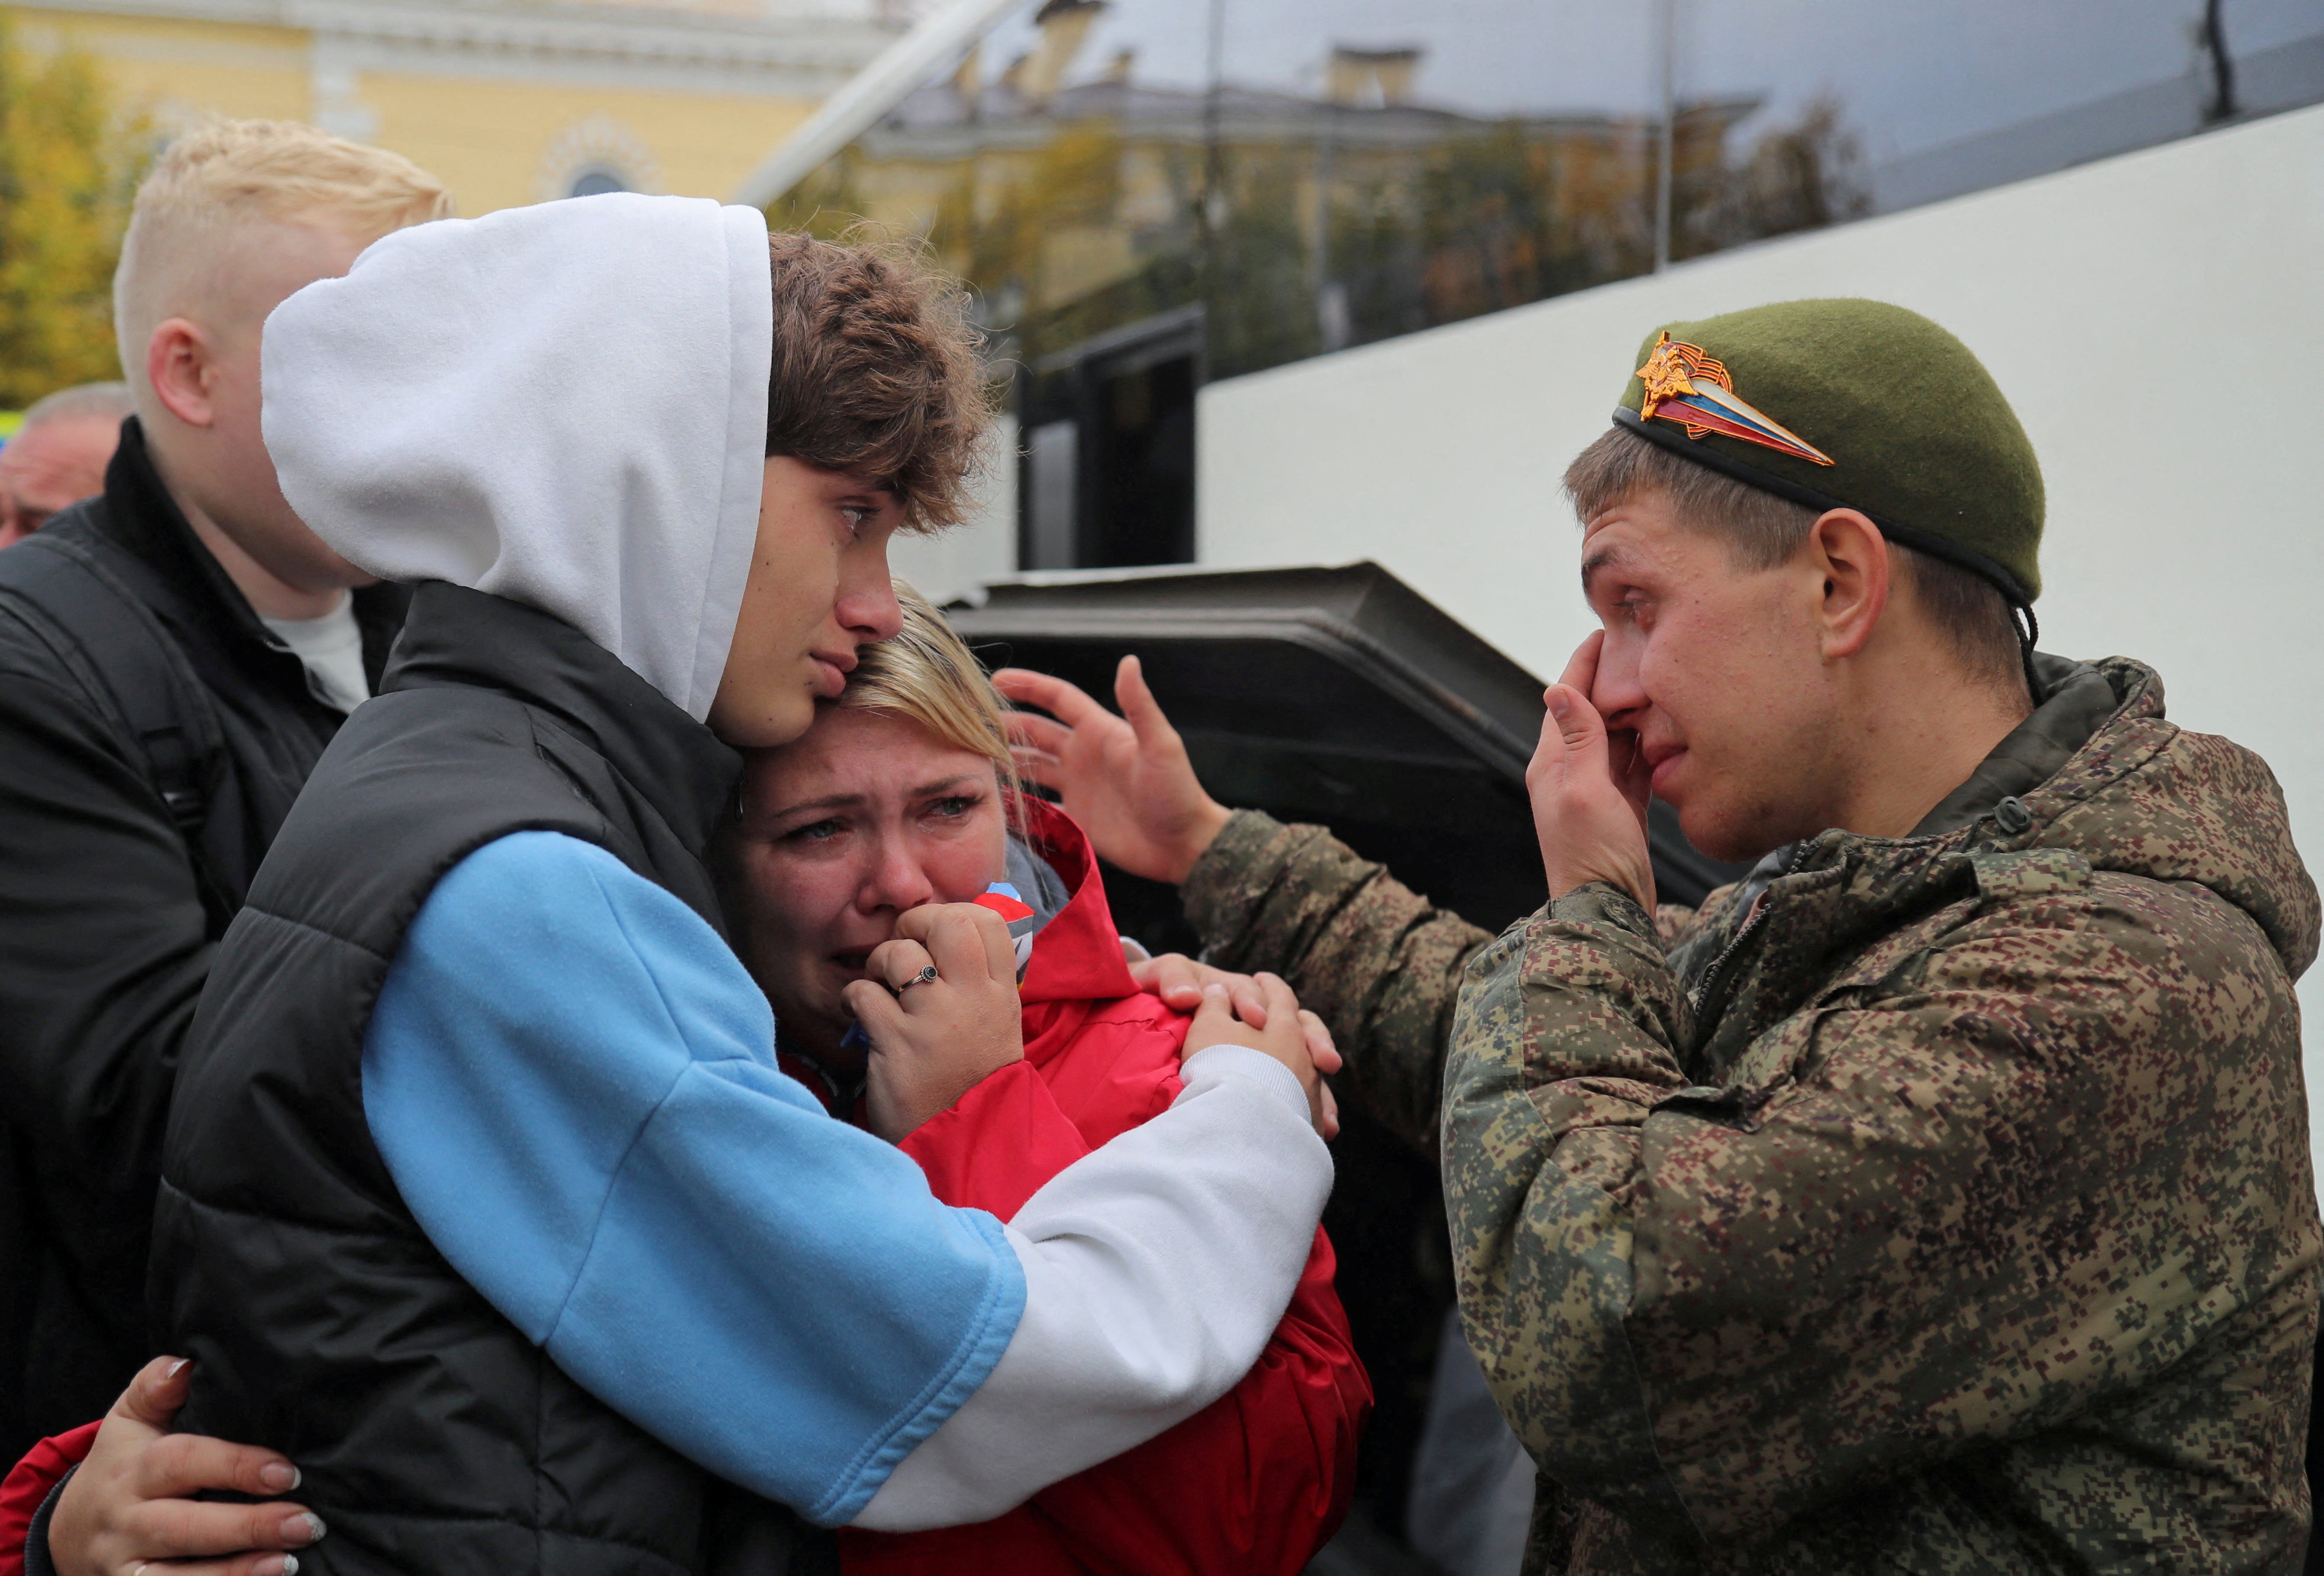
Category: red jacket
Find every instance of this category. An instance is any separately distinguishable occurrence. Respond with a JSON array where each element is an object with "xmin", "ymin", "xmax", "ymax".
[
  {"xmin": 0, "ymin": 800, "xmax": 1367, "ymax": 1576},
  {"xmin": 839, "ymin": 798, "xmax": 1367, "ymax": 1576},
  {"xmin": 0, "ymin": 1424, "xmax": 95, "ymax": 1576}
]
